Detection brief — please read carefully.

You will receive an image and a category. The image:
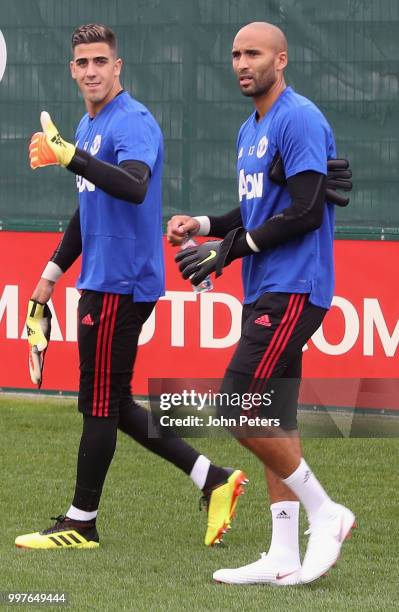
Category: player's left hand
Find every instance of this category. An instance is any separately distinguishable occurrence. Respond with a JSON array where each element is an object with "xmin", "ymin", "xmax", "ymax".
[
  {"xmin": 26, "ymin": 299, "xmax": 52, "ymax": 388},
  {"xmin": 175, "ymin": 240, "xmax": 223, "ymax": 285},
  {"xmin": 326, "ymin": 159, "xmax": 352, "ymax": 207},
  {"xmin": 269, "ymin": 154, "xmax": 353, "ymax": 207},
  {"xmin": 175, "ymin": 228, "xmax": 250, "ymax": 285},
  {"xmin": 29, "ymin": 111, "xmax": 76, "ymax": 169}
]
